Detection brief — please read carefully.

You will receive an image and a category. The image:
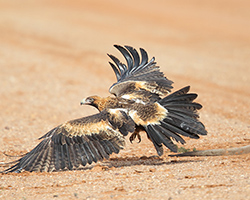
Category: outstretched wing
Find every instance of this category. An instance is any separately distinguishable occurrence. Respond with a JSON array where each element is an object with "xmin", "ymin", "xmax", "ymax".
[
  {"xmin": 3, "ymin": 109, "xmax": 135, "ymax": 173},
  {"xmin": 108, "ymin": 45, "xmax": 173, "ymax": 103}
]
